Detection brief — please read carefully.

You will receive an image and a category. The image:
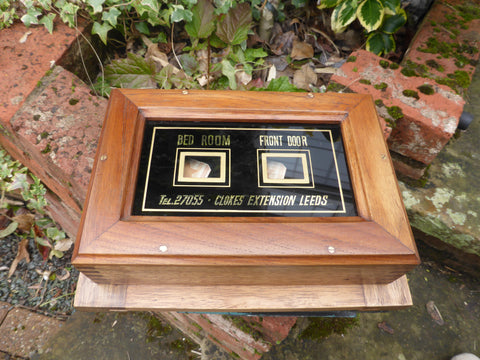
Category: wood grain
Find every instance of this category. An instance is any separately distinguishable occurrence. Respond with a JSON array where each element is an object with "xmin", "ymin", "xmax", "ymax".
[
  {"xmin": 75, "ymin": 273, "xmax": 412, "ymax": 312},
  {"xmin": 73, "ymin": 90, "xmax": 420, "ymax": 310}
]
